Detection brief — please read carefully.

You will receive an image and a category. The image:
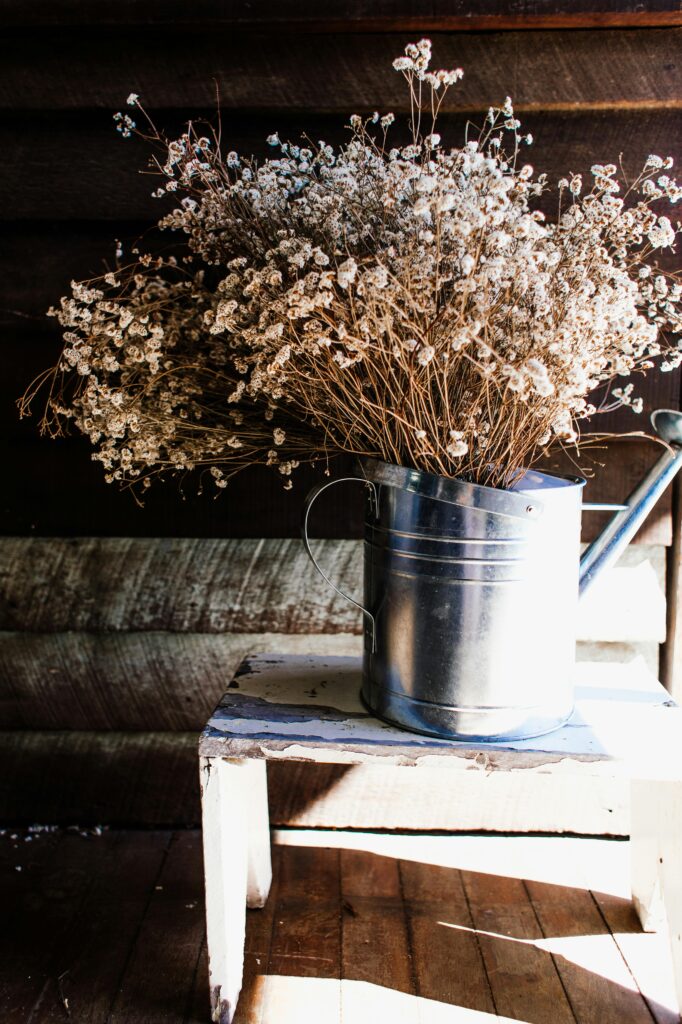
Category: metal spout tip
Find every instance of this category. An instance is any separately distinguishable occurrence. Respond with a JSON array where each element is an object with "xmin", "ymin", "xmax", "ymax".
[{"xmin": 651, "ymin": 408, "xmax": 682, "ymax": 448}]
